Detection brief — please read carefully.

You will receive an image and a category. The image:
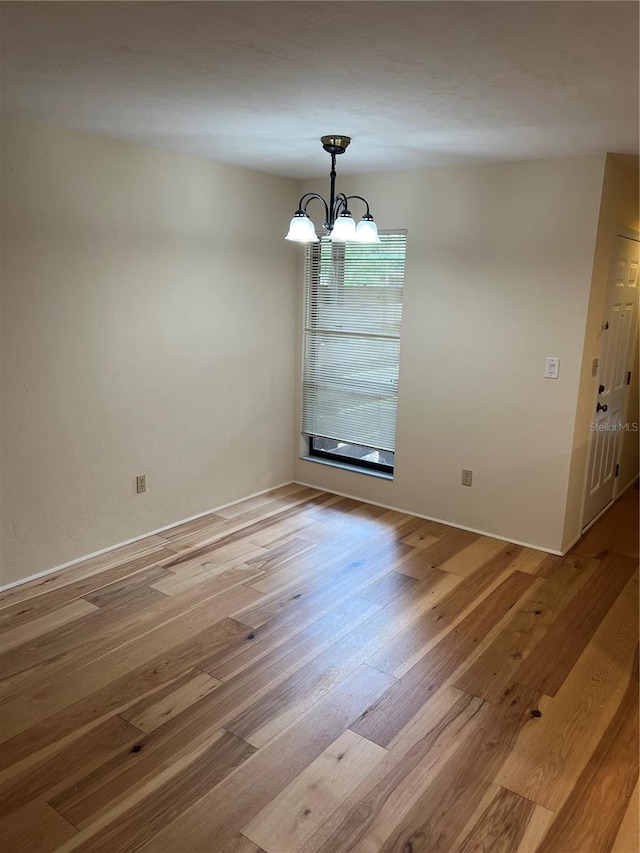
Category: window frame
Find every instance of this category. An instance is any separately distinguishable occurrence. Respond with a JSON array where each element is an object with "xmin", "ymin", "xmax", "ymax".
[
  {"xmin": 301, "ymin": 230, "xmax": 407, "ymax": 478},
  {"xmin": 308, "ymin": 436, "xmax": 395, "ymax": 475}
]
